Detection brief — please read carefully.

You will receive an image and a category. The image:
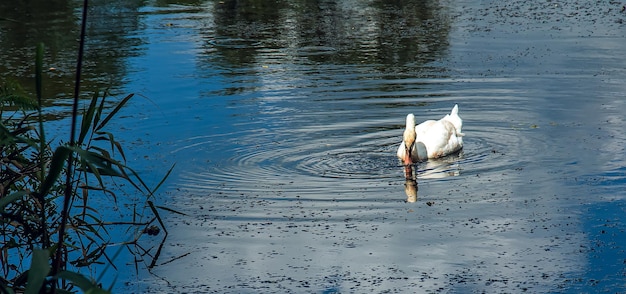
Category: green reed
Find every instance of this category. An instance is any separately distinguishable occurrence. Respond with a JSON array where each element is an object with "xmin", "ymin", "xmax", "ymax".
[{"xmin": 0, "ymin": 1, "xmax": 174, "ymax": 292}]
